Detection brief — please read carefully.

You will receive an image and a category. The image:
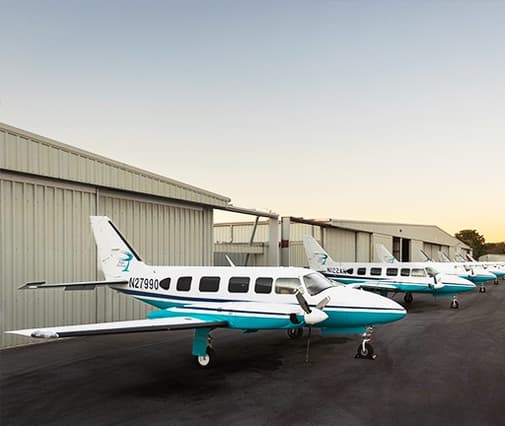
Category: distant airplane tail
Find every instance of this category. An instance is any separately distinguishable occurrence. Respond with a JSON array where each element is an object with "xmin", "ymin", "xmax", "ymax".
[
  {"xmin": 437, "ymin": 251, "xmax": 451, "ymax": 262},
  {"xmin": 375, "ymin": 244, "xmax": 399, "ymax": 264},
  {"xmin": 302, "ymin": 236, "xmax": 337, "ymax": 270},
  {"xmin": 90, "ymin": 216, "xmax": 145, "ymax": 280}
]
